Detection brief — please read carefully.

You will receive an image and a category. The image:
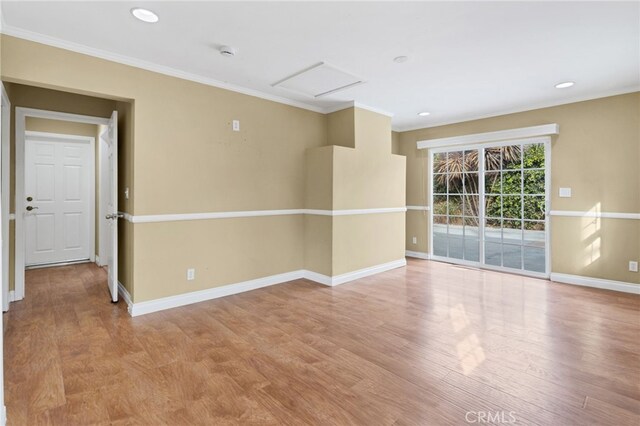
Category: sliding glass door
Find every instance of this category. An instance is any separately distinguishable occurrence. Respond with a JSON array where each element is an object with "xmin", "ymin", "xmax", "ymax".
[
  {"xmin": 432, "ymin": 149, "xmax": 480, "ymax": 264},
  {"xmin": 431, "ymin": 138, "xmax": 549, "ymax": 277}
]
